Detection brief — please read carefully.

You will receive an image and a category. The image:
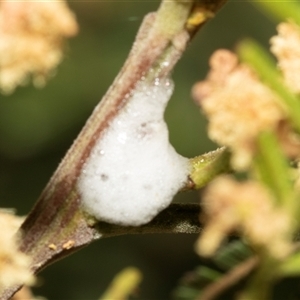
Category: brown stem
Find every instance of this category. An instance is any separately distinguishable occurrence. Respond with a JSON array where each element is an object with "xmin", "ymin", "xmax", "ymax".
[
  {"xmin": 0, "ymin": 204, "xmax": 202, "ymax": 300},
  {"xmin": 199, "ymin": 256, "xmax": 259, "ymax": 300},
  {"xmin": 0, "ymin": 0, "xmax": 227, "ymax": 299},
  {"xmin": 97, "ymin": 203, "xmax": 202, "ymax": 237}
]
